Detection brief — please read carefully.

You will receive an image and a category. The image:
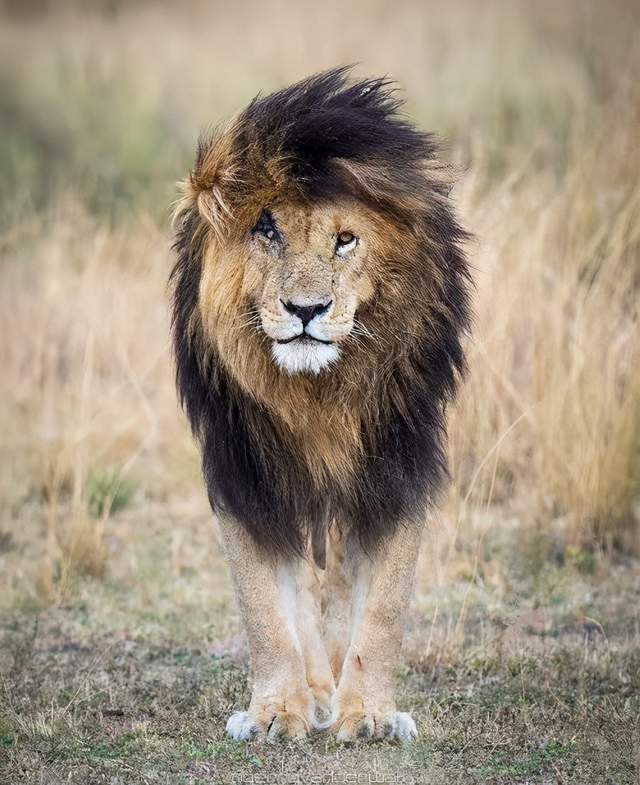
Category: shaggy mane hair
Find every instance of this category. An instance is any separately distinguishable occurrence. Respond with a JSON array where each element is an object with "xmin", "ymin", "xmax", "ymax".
[{"xmin": 171, "ymin": 67, "xmax": 472, "ymax": 560}]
